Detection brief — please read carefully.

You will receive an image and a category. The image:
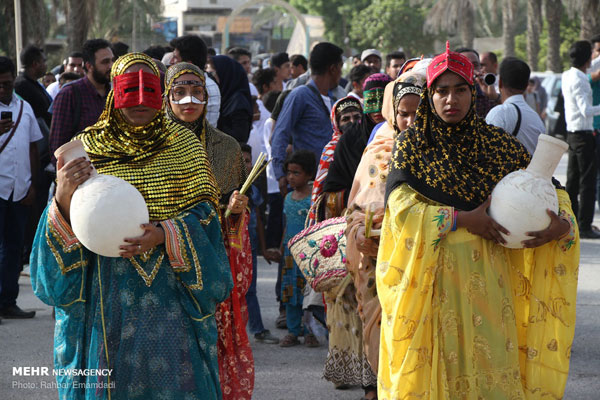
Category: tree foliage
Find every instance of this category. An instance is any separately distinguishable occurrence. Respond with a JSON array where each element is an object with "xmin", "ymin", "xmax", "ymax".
[
  {"xmin": 0, "ymin": 0, "xmax": 163, "ymax": 62},
  {"xmin": 289, "ymin": 0, "xmax": 371, "ymax": 46},
  {"xmin": 349, "ymin": 0, "xmax": 436, "ymax": 55},
  {"xmin": 89, "ymin": 0, "xmax": 163, "ymax": 42},
  {"xmin": 0, "ymin": 0, "xmax": 49, "ymax": 59},
  {"xmin": 420, "ymin": 0, "xmax": 477, "ymax": 48},
  {"xmin": 515, "ymin": 12, "xmax": 580, "ymax": 72}
]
